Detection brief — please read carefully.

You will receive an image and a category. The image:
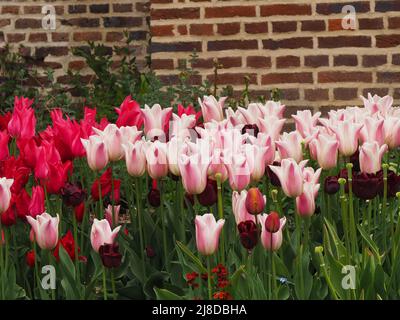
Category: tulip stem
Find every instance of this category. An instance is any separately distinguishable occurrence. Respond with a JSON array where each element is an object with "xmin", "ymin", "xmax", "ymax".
[
  {"xmin": 98, "ymin": 176, "xmax": 104, "ymax": 219},
  {"xmin": 159, "ymin": 179, "xmax": 169, "ymax": 271},
  {"xmin": 271, "ymin": 252, "xmax": 277, "ymax": 300},
  {"xmin": 215, "ymin": 174, "xmax": 225, "ymax": 265},
  {"xmin": 135, "ymin": 177, "xmax": 146, "ymax": 277},
  {"xmin": 346, "ymin": 164, "xmax": 357, "ymax": 260},
  {"xmin": 178, "ymin": 180, "xmax": 186, "ymax": 243},
  {"xmin": 317, "ymin": 250, "xmax": 338, "ymax": 300},
  {"xmin": 383, "ymin": 164, "xmax": 388, "ymax": 253},
  {"xmin": 111, "ymin": 270, "xmax": 117, "ymax": 300},
  {"xmin": 47, "ymin": 250, "xmax": 55, "ymax": 300},
  {"xmin": 207, "ymin": 256, "xmax": 212, "ymax": 300},
  {"xmin": 72, "ymin": 214, "xmax": 81, "ymax": 292},
  {"xmin": 102, "ymin": 266, "xmax": 107, "ymax": 300}
]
